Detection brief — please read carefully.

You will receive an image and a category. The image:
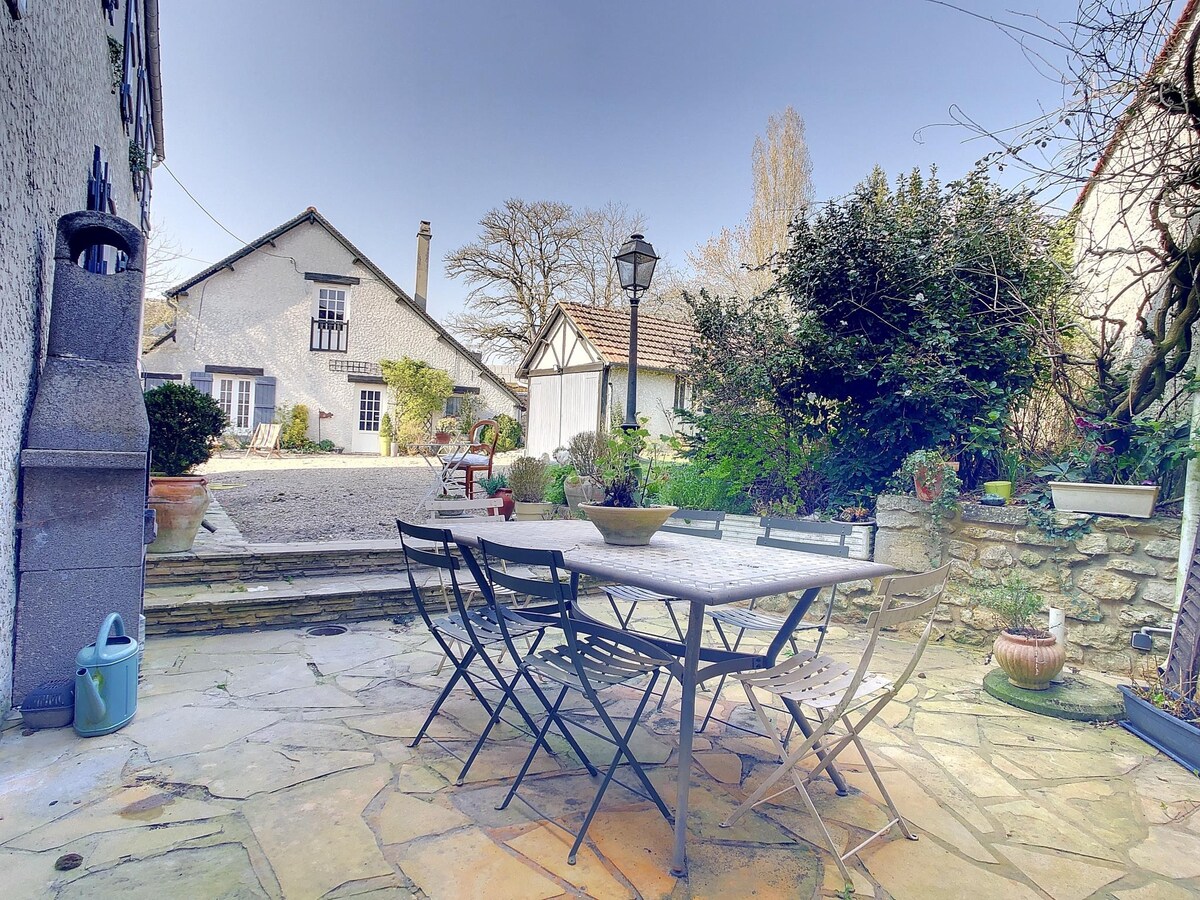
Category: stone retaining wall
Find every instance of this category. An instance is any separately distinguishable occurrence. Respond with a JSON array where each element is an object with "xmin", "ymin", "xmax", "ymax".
[{"xmin": 862, "ymin": 495, "xmax": 1182, "ymax": 672}]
